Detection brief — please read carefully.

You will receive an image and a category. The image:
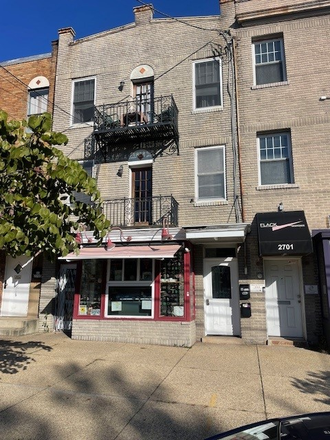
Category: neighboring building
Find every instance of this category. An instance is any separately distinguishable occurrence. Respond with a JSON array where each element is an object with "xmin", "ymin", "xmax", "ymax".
[
  {"xmin": 47, "ymin": 4, "xmax": 251, "ymax": 346},
  {"xmin": 226, "ymin": 0, "xmax": 330, "ymax": 346},
  {"xmin": 0, "ymin": 43, "xmax": 58, "ymax": 334}
]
